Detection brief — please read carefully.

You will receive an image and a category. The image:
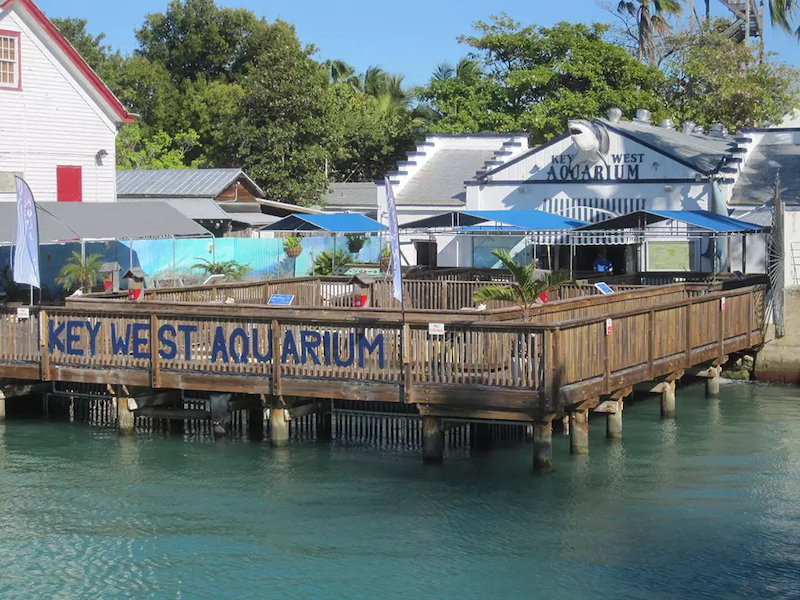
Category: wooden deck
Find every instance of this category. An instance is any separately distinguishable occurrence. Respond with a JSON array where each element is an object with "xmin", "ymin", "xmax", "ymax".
[{"xmin": 0, "ymin": 276, "xmax": 767, "ymax": 424}]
